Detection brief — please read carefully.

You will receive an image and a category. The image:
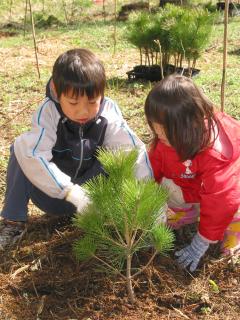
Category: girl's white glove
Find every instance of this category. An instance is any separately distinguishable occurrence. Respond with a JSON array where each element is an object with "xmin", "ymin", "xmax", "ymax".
[{"xmin": 66, "ymin": 184, "xmax": 91, "ymax": 213}]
